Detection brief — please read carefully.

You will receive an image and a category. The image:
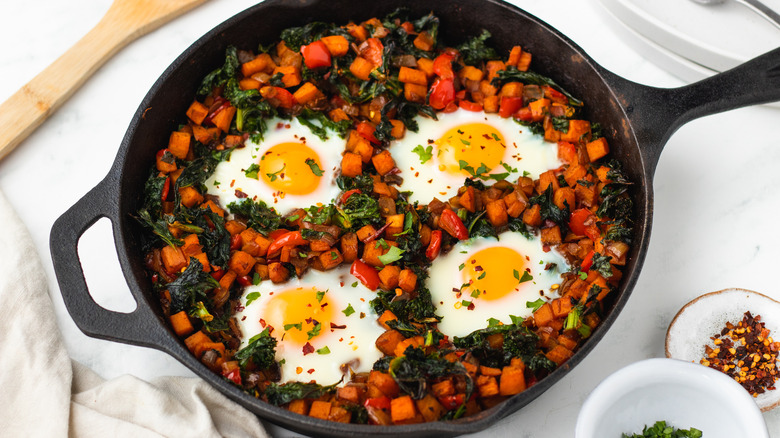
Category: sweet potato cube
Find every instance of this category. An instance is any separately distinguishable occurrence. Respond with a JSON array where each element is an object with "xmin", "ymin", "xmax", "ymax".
[
  {"xmin": 328, "ymin": 406, "xmax": 352, "ymax": 423},
  {"xmin": 398, "ymin": 269, "xmax": 417, "ymax": 292},
  {"xmin": 191, "ymin": 252, "xmax": 210, "ymax": 272},
  {"xmin": 416, "ymin": 394, "xmax": 445, "ymax": 422},
  {"xmin": 372, "ymin": 150, "xmax": 396, "ymax": 176},
  {"xmin": 540, "ymin": 225, "xmax": 562, "ymax": 246},
  {"xmin": 517, "ymin": 51, "xmax": 532, "ymax": 71},
  {"xmin": 503, "ymin": 190, "xmax": 528, "ymax": 218},
  {"xmin": 416, "ymin": 57, "xmax": 435, "ymax": 77},
  {"xmin": 308, "ymin": 400, "xmax": 332, "ymax": 420},
  {"xmin": 499, "ymin": 366, "xmax": 526, "ymax": 396},
  {"xmin": 353, "ymin": 137, "xmax": 374, "ymax": 163},
  {"xmin": 480, "ymin": 366, "xmax": 502, "ymax": 377},
  {"xmin": 391, "ymin": 395, "xmax": 419, "ymax": 424},
  {"xmin": 341, "ymin": 152, "xmax": 363, "ymax": 177},
  {"xmin": 369, "ymin": 370, "xmax": 400, "ymax": 397},
  {"xmin": 268, "ymin": 262, "xmax": 290, "ymax": 284},
  {"xmin": 545, "ymin": 344, "xmax": 574, "ymax": 366},
  {"xmin": 399, "ymin": 66, "xmax": 428, "ymax": 85},
  {"xmin": 320, "ymin": 35, "xmax": 349, "ymax": 57},
  {"xmin": 553, "ymin": 187, "xmax": 575, "ymax": 210},
  {"xmin": 228, "ymin": 250, "xmax": 256, "ymax": 276},
  {"xmin": 356, "ymin": 225, "xmax": 377, "ymax": 242},
  {"xmin": 432, "ymin": 379, "xmax": 455, "ymax": 397},
  {"xmin": 225, "ymin": 220, "xmax": 247, "ymax": 236},
  {"xmin": 458, "ymin": 65, "xmax": 484, "ymax": 82},
  {"xmin": 551, "ymin": 297, "xmax": 573, "ymax": 319},
  {"xmin": 218, "ymin": 270, "xmax": 237, "ymax": 291},
  {"xmin": 377, "ymin": 309, "xmax": 398, "ymax": 330},
  {"xmin": 483, "ymin": 95, "xmax": 499, "ymax": 113},
  {"xmin": 522, "ymin": 204, "xmax": 542, "ymax": 227},
  {"xmin": 272, "ymin": 65, "xmax": 302, "ymax": 88},
  {"xmin": 413, "ymin": 31, "xmax": 435, "ymax": 51},
  {"xmin": 476, "ymin": 375, "xmax": 500, "ymax": 398},
  {"xmin": 350, "ymin": 56, "xmax": 374, "ymax": 81},
  {"xmin": 533, "ymin": 302, "xmax": 554, "ymax": 327},
  {"xmin": 559, "ymin": 120, "xmax": 591, "ymax": 143},
  {"xmin": 362, "ymin": 240, "xmax": 395, "ymax": 267},
  {"xmin": 168, "ymin": 131, "xmax": 191, "ymax": 159},
  {"xmin": 586, "ymin": 137, "xmax": 610, "ymax": 162},
  {"xmin": 161, "ymin": 246, "xmax": 187, "ymax": 274},
  {"xmin": 378, "ymin": 265, "xmax": 401, "ymax": 290},
  {"xmin": 337, "ymin": 385, "xmax": 365, "ymax": 404},
  {"xmin": 184, "ymin": 331, "xmax": 210, "ymax": 357},
  {"xmin": 394, "ymin": 336, "xmax": 424, "ymax": 357},
  {"xmin": 179, "ymin": 186, "xmax": 204, "ymax": 208},
  {"xmin": 404, "ymin": 83, "xmax": 428, "ymax": 103},
  {"xmin": 376, "ymin": 329, "xmax": 405, "ymax": 356},
  {"xmin": 485, "ymin": 199, "xmax": 508, "ymax": 227},
  {"xmin": 242, "ymin": 54, "xmax": 273, "ymax": 77},
  {"xmin": 499, "ymin": 81, "xmax": 523, "ymax": 98},
  {"xmin": 186, "ymin": 101, "xmax": 208, "ymax": 125},
  {"xmin": 181, "ymin": 234, "xmax": 202, "ymax": 256},
  {"xmin": 288, "ymin": 398, "xmax": 310, "ymax": 416},
  {"xmin": 389, "ymin": 119, "xmax": 405, "ymax": 139},
  {"xmin": 507, "ymin": 46, "xmax": 522, "ymax": 67},
  {"xmin": 293, "ymin": 82, "xmax": 322, "ymax": 104},
  {"xmin": 169, "ymin": 310, "xmax": 194, "ymax": 337},
  {"xmin": 340, "ymin": 232, "xmax": 358, "ymax": 262},
  {"xmin": 211, "ymin": 106, "xmax": 236, "ymax": 132},
  {"xmin": 537, "ymin": 170, "xmax": 560, "ymax": 194},
  {"xmin": 319, "ymin": 248, "xmax": 344, "ymax": 270}
]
